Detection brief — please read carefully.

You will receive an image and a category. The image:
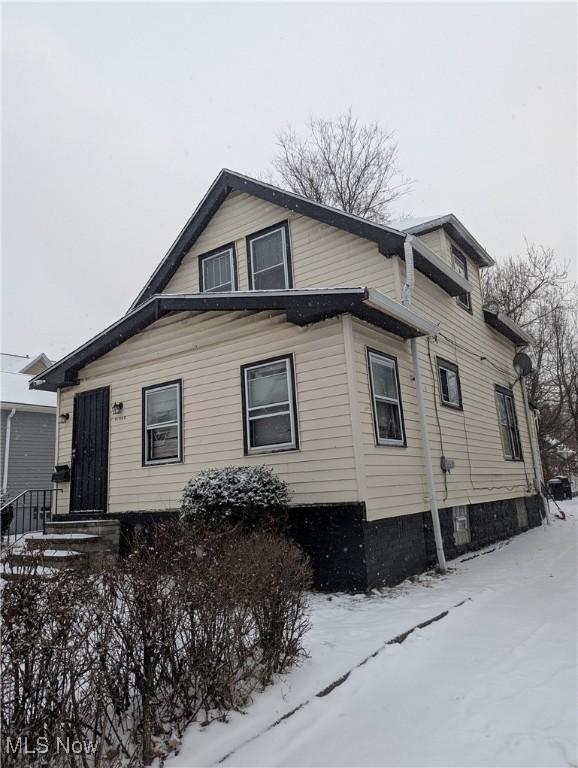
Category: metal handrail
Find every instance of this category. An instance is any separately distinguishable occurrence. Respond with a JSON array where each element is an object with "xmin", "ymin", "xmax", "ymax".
[{"xmin": 1, "ymin": 488, "xmax": 63, "ymax": 546}]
